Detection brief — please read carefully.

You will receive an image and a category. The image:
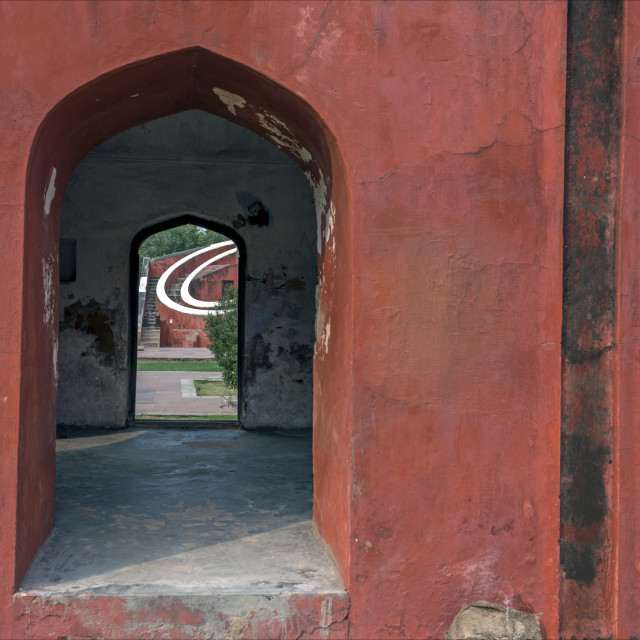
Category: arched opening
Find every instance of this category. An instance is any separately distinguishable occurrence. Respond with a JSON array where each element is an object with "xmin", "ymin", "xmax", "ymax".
[
  {"xmin": 15, "ymin": 48, "xmax": 352, "ymax": 613},
  {"xmin": 29, "ymin": 106, "xmax": 322, "ymax": 592},
  {"xmin": 132, "ymin": 219, "xmax": 242, "ymax": 423},
  {"xmin": 54, "ymin": 108, "xmax": 317, "ymax": 430}
]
